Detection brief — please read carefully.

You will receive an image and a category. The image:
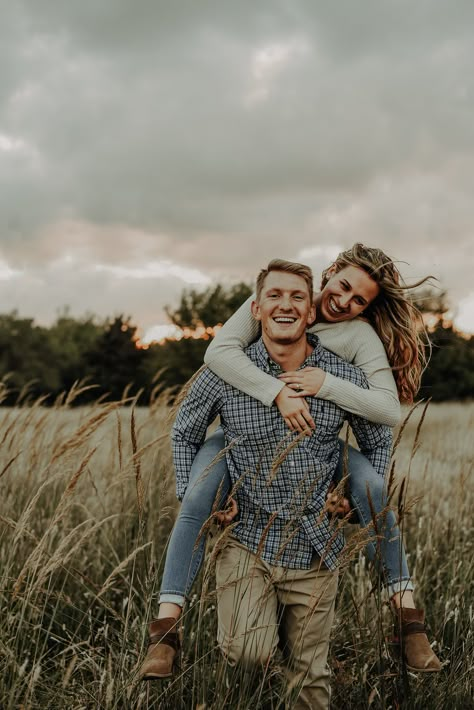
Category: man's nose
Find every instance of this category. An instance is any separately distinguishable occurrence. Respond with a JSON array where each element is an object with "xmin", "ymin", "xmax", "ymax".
[{"xmin": 280, "ymin": 295, "xmax": 292, "ymax": 309}]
